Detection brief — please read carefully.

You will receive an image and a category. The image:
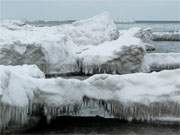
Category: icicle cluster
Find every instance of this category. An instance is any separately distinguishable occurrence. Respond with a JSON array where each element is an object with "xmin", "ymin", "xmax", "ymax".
[{"xmin": 78, "ymin": 45, "xmax": 145, "ymax": 75}]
